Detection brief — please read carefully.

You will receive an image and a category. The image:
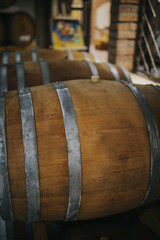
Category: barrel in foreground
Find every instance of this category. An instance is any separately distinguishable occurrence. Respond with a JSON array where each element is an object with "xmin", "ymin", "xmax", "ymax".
[{"xmin": 0, "ymin": 80, "xmax": 160, "ymax": 221}]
